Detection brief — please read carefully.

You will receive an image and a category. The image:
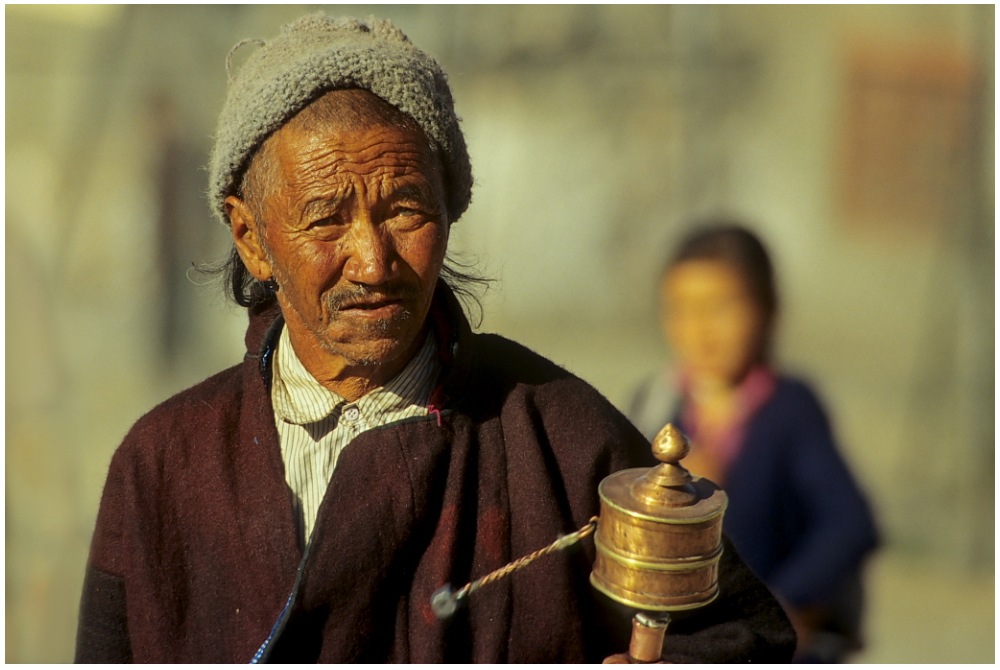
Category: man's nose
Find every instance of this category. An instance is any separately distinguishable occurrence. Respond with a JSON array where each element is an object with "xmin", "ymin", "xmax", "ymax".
[{"xmin": 342, "ymin": 219, "xmax": 397, "ymax": 286}]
